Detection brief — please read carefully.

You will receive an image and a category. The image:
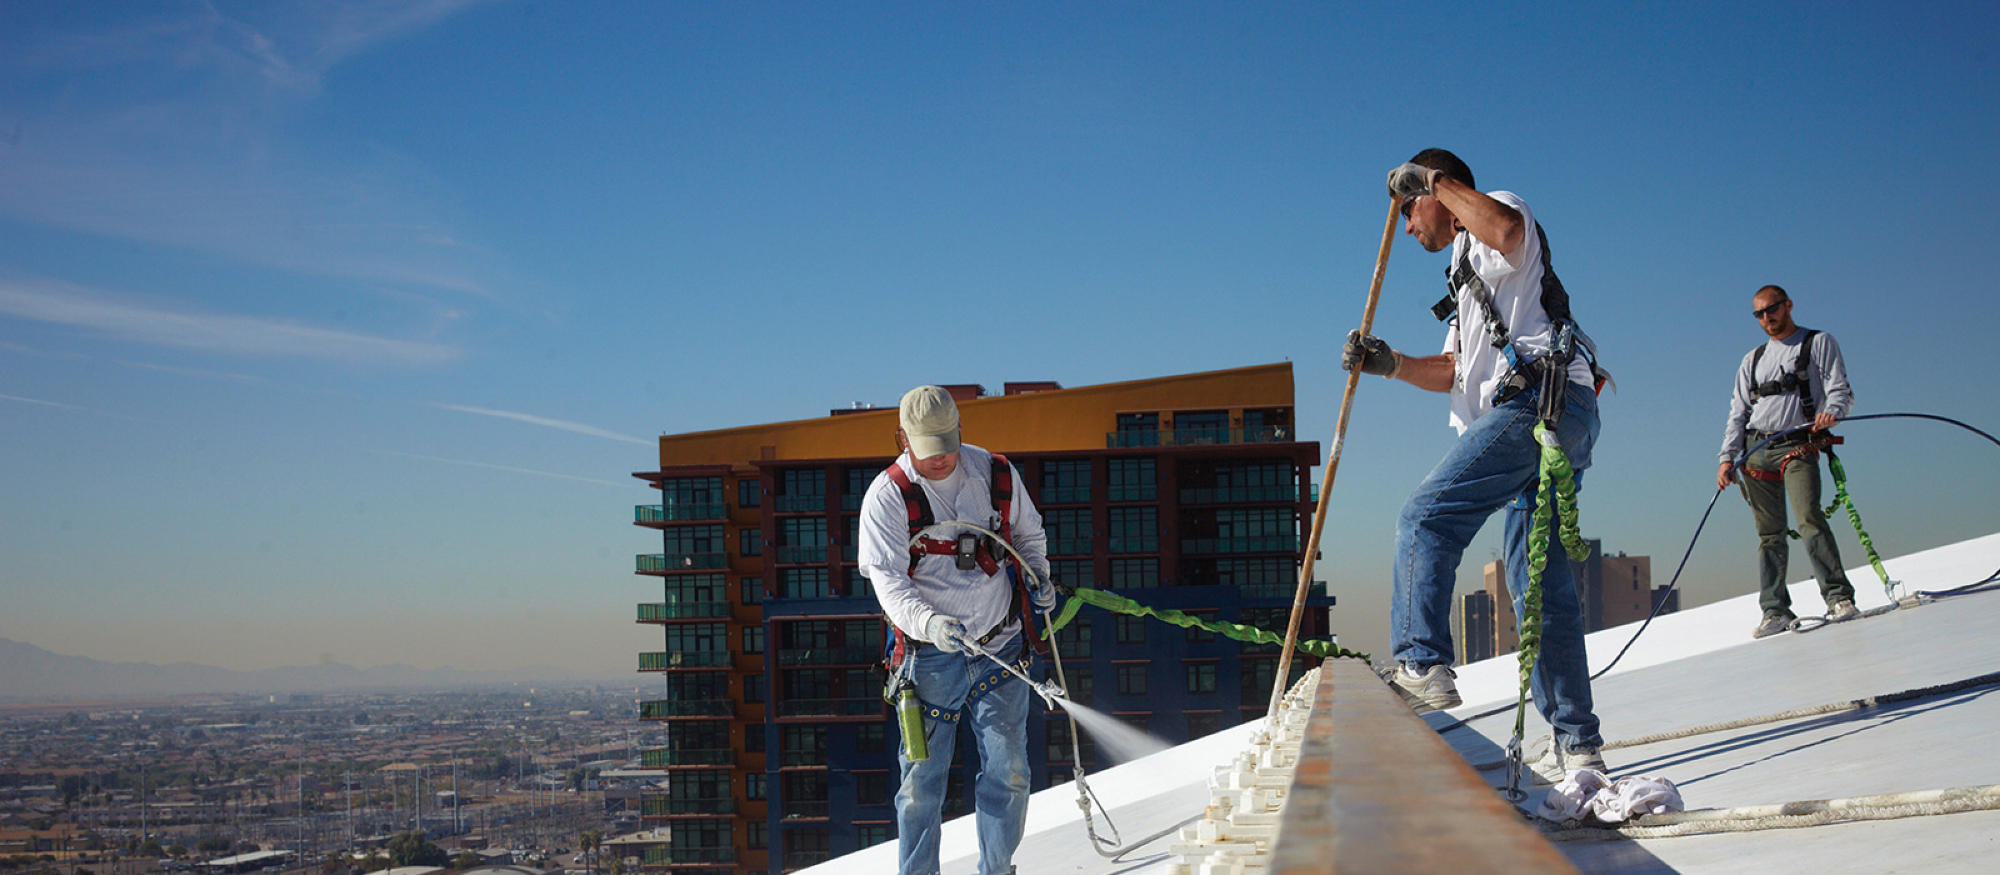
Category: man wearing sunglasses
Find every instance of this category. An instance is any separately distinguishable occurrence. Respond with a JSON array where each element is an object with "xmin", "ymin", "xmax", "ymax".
[
  {"xmin": 1718, "ymin": 285, "xmax": 1857, "ymax": 639},
  {"xmin": 1342, "ymin": 148, "xmax": 1606, "ymax": 782}
]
